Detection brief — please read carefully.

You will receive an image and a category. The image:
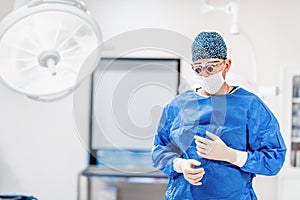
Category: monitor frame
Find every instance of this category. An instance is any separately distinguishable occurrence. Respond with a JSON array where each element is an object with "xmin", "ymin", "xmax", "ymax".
[{"xmin": 88, "ymin": 57, "xmax": 180, "ymax": 165}]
